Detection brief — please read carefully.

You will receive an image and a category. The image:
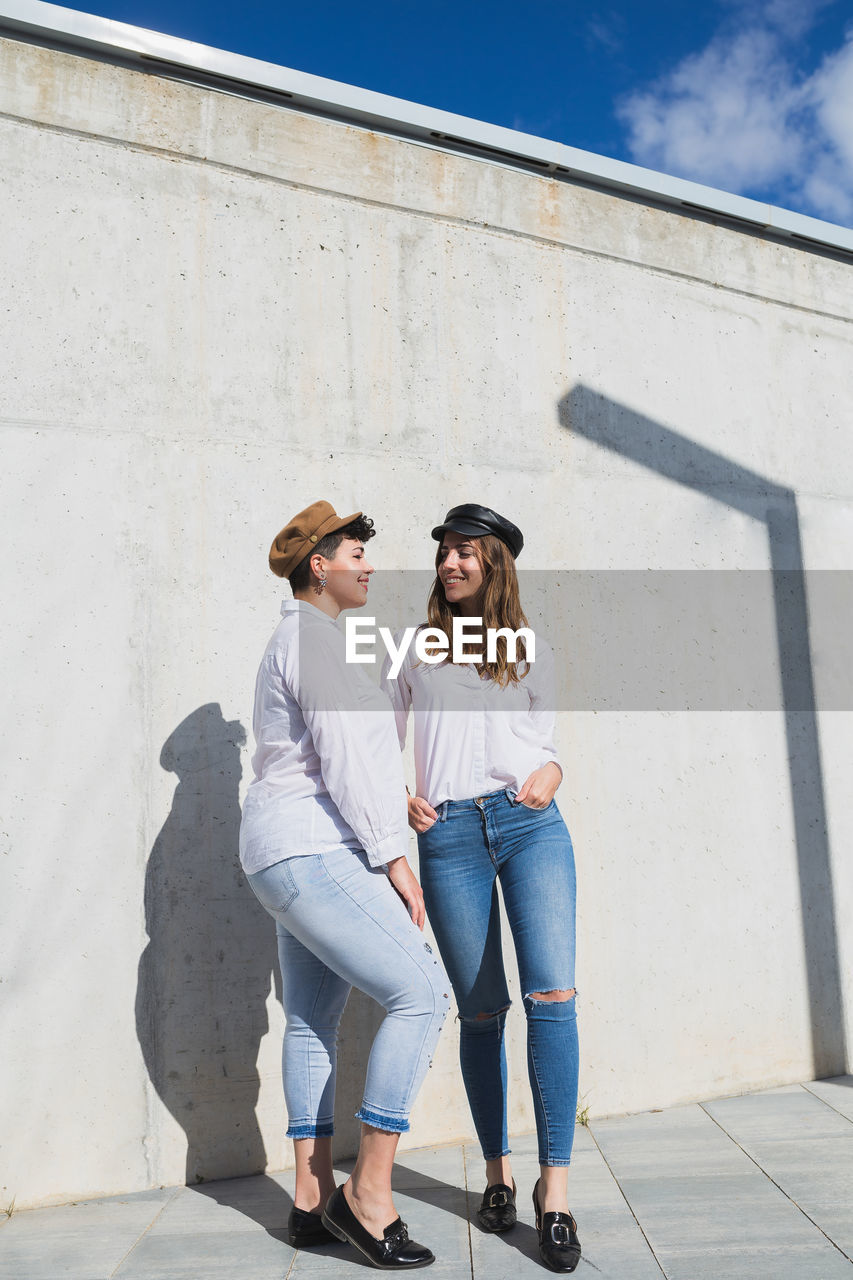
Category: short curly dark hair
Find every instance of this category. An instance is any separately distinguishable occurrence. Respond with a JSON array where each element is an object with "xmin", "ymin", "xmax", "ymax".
[{"xmin": 288, "ymin": 514, "xmax": 376, "ymax": 592}]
